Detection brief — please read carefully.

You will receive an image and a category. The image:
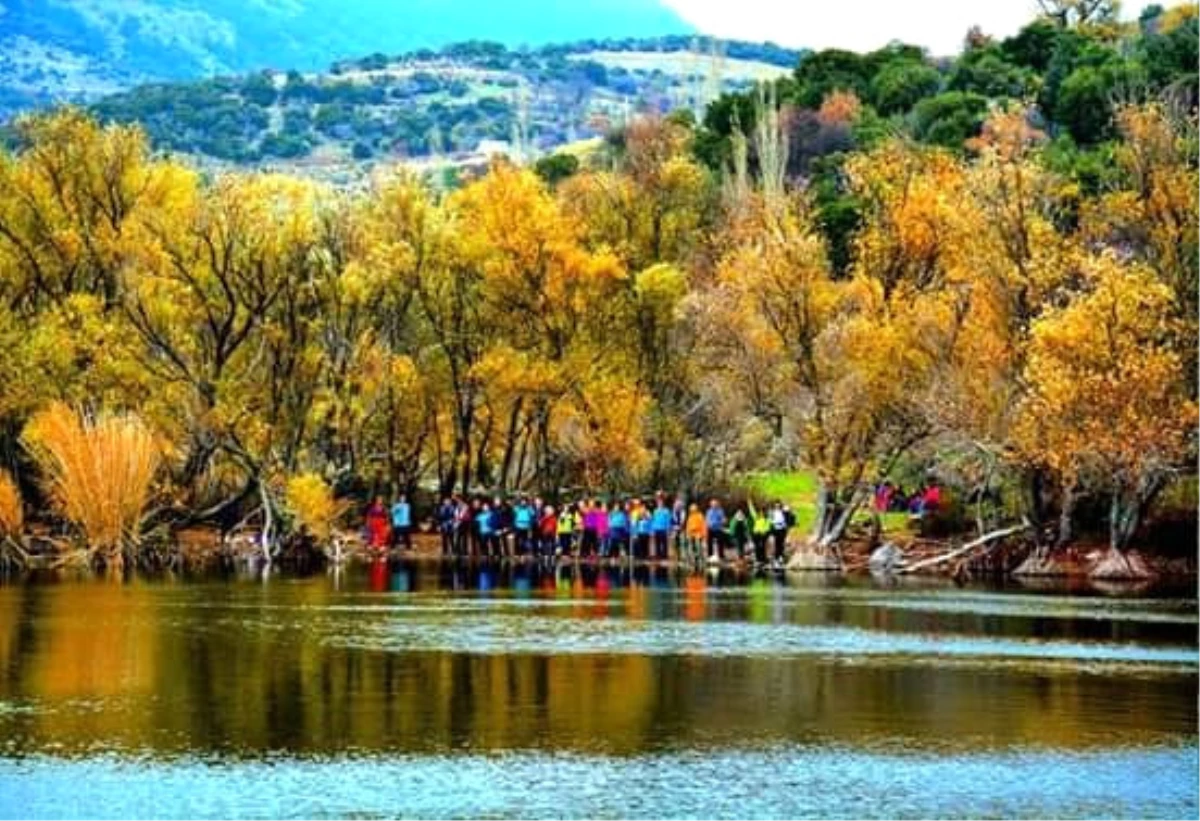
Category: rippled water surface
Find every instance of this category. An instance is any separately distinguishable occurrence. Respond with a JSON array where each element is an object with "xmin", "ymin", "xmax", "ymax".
[{"xmin": 0, "ymin": 560, "xmax": 1195, "ymax": 818}]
